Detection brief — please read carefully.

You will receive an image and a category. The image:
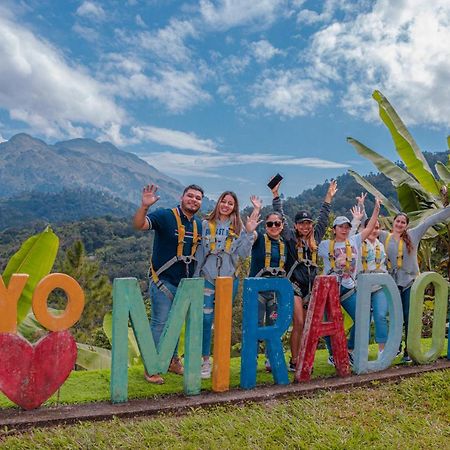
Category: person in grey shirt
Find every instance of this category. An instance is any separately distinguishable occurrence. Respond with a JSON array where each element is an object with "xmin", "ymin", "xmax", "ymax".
[
  {"xmin": 378, "ymin": 206, "xmax": 450, "ymax": 363},
  {"xmin": 194, "ymin": 191, "xmax": 261, "ymax": 378}
]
